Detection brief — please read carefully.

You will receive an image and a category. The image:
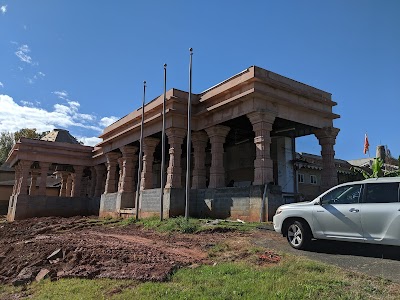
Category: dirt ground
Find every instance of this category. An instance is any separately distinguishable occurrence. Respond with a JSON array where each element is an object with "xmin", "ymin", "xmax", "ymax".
[{"xmin": 0, "ymin": 216, "xmax": 263, "ymax": 286}]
